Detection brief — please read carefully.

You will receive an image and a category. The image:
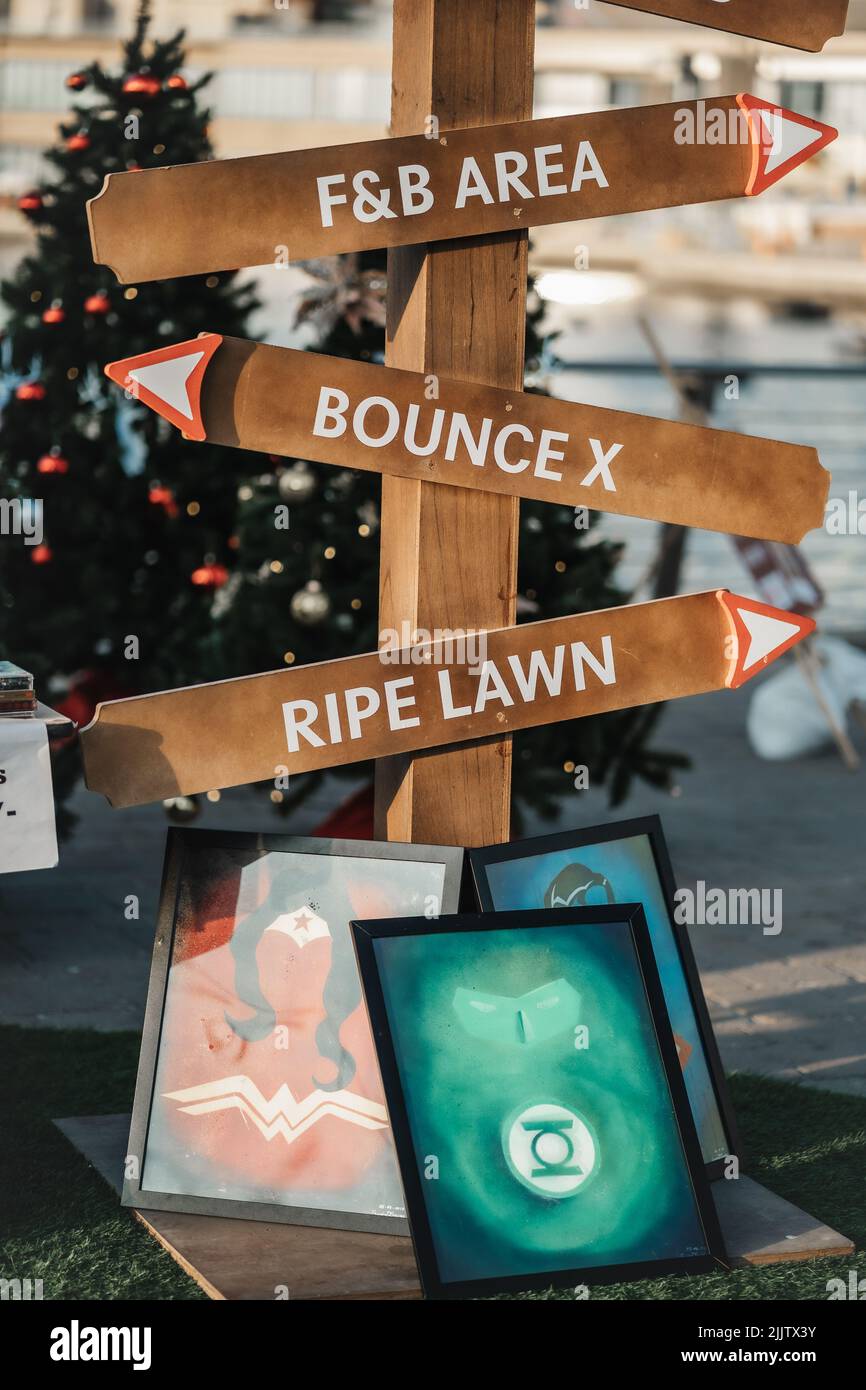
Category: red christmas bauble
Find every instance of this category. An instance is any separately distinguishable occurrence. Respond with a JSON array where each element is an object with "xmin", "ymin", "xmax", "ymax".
[
  {"xmin": 123, "ymin": 73, "xmax": 161, "ymax": 97},
  {"xmin": 83, "ymin": 291, "xmax": 110, "ymax": 314},
  {"xmin": 66, "ymin": 133, "xmax": 90, "ymax": 152},
  {"xmin": 37, "ymin": 453, "xmax": 70, "ymax": 475},
  {"xmin": 191, "ymin": 562, "xmax": 229, "ymax": 589},
  {"xmin": 42, "ymin": 305, "xmax": 65, "ymax": 325},
  {"xmin": 17, "ymin": 191, "xmax": 43, "ymax": 215},
  {"xmin": 16, "ymin": 382, "xmax": 46, "ymax": 402},
  {"xmin": 31, "ymin": 544, "xmax": 53, "ymax": 565},
  {"xmin": 66, "ymin": 72, "xmax": 88, "ymax": 91},
  {"xmin": 149, "ymin": 484, "xmax": 179, "ymax": 518},
  {"xmin": 166, "ymin": 74, "xmax": 188, "ymax": 91}
]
